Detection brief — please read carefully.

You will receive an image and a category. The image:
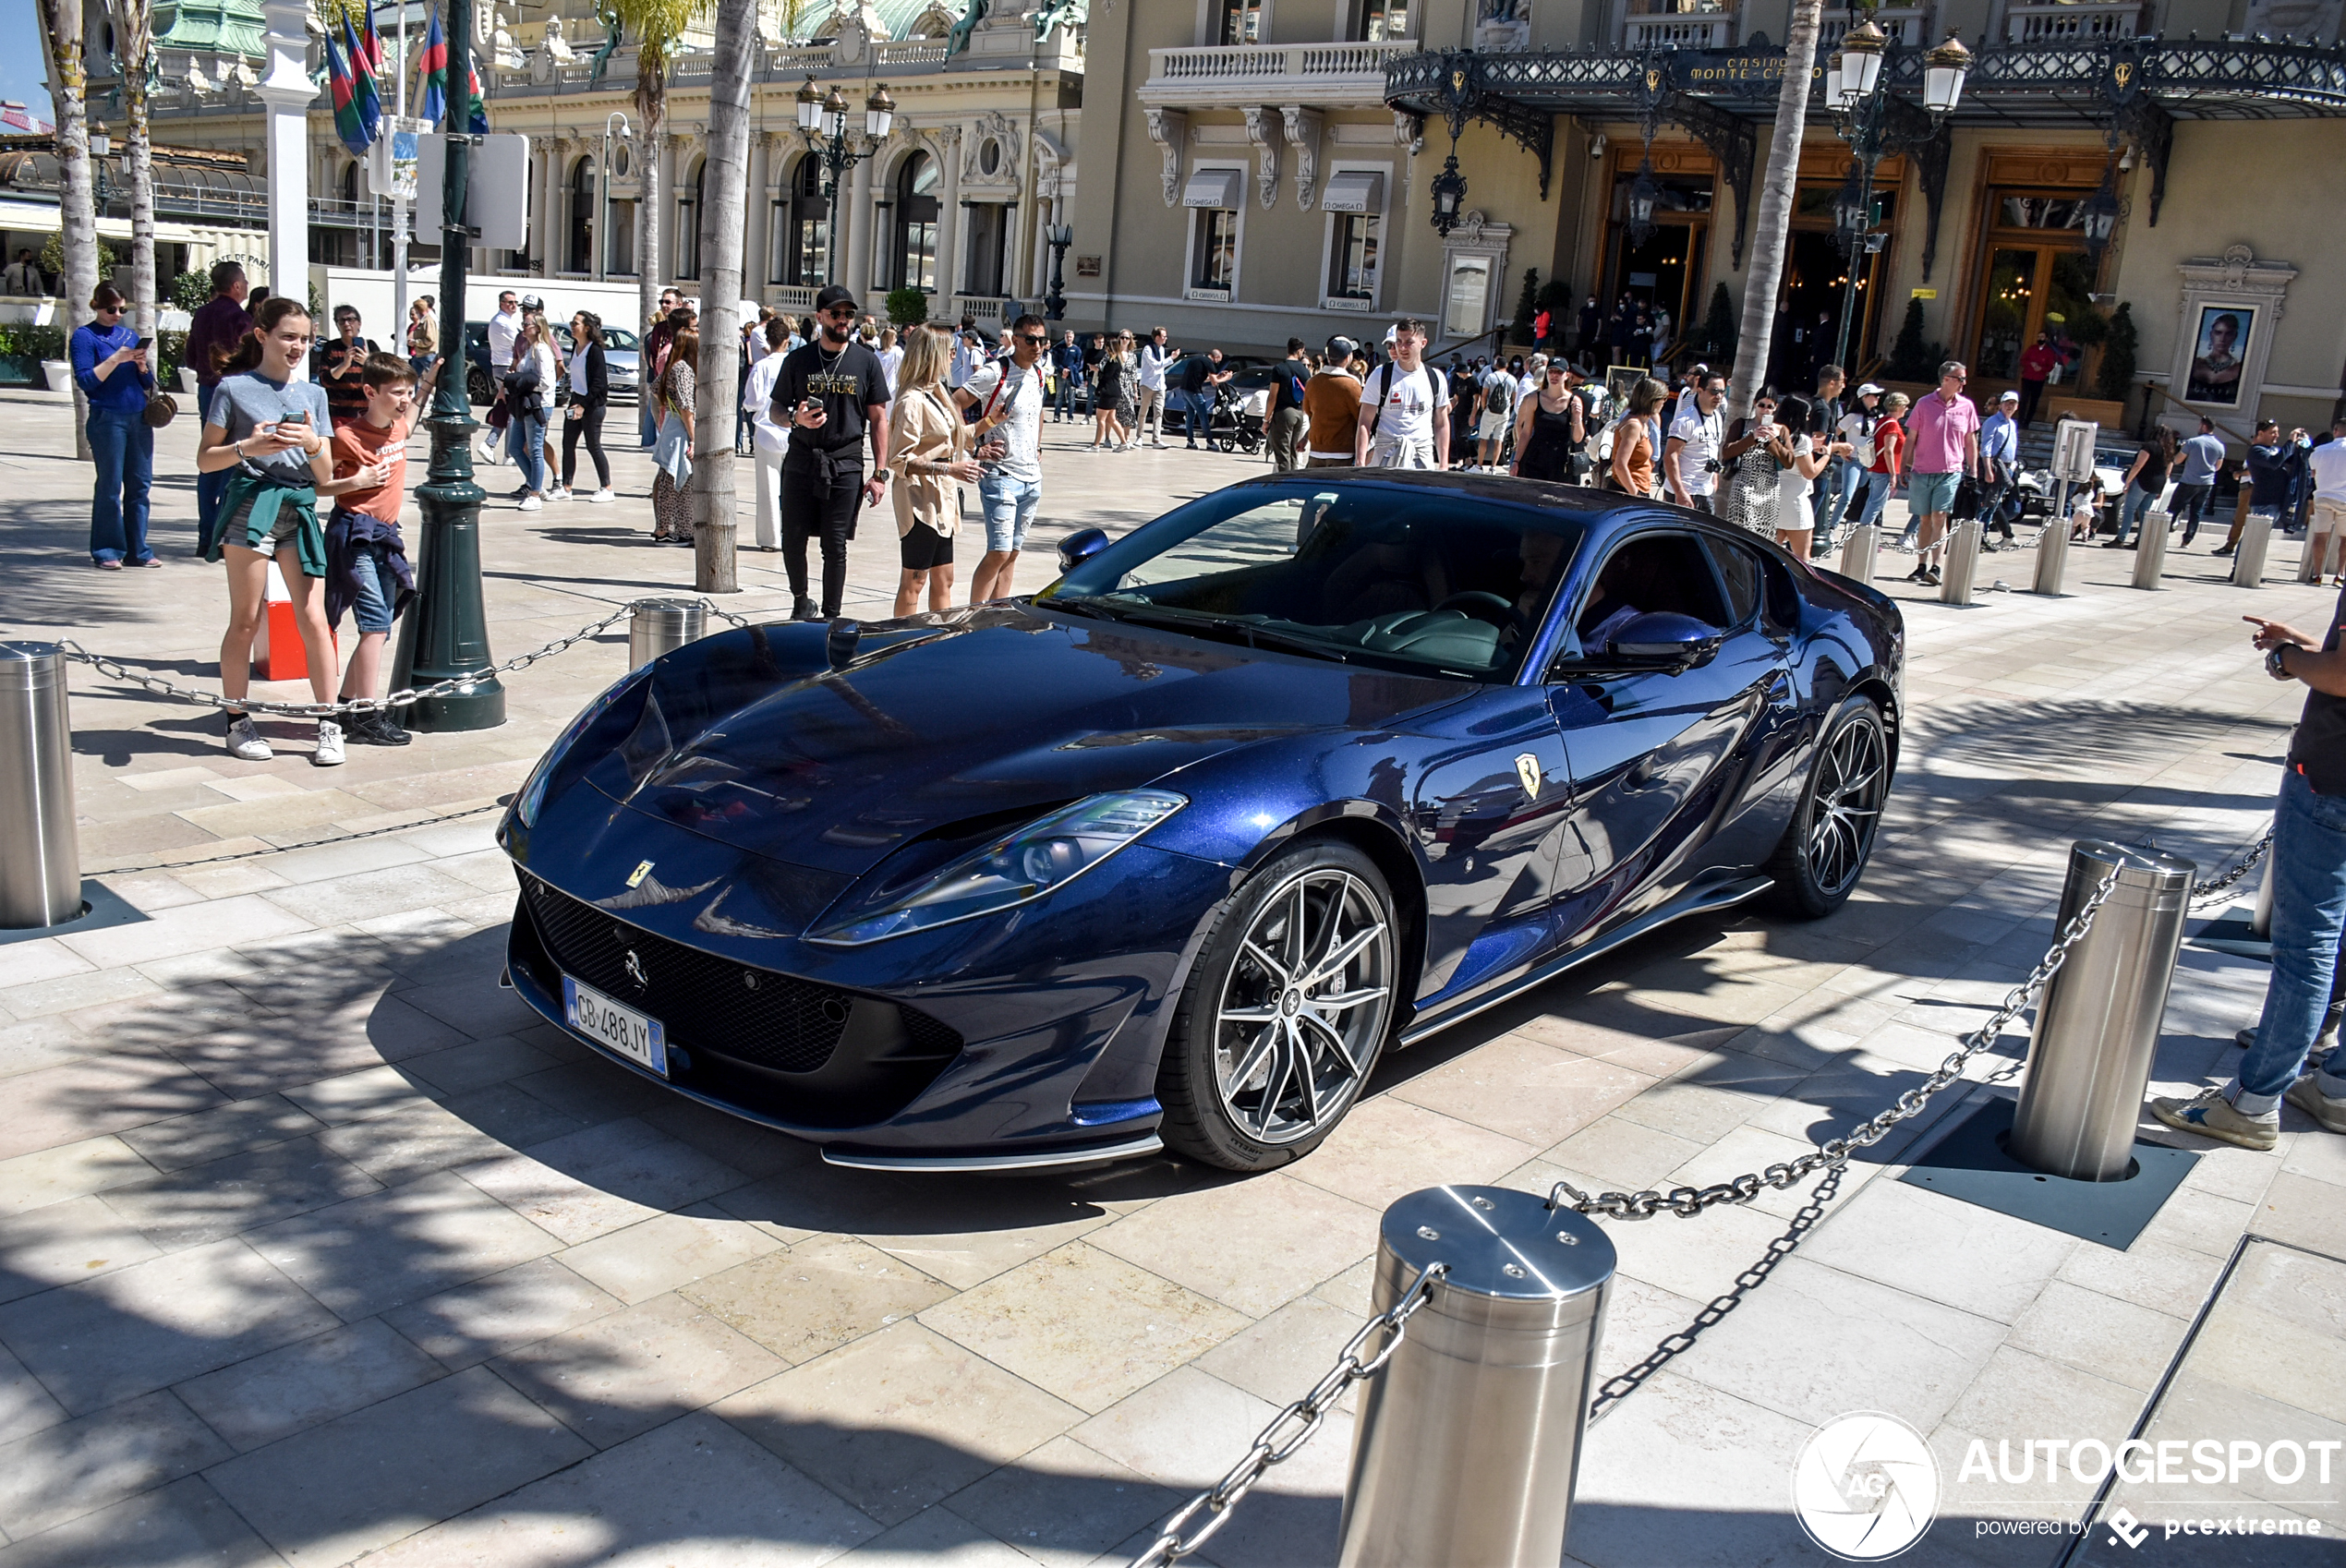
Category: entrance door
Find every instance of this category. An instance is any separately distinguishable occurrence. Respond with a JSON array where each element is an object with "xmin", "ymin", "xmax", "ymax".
[
  {"xmin": 1605, "ymin": 222, "xmax": 1706, "ymax": 361},
  {"xmin": 1772, "ymin": 229, "xmax": 1848, "ymax": 390}
]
